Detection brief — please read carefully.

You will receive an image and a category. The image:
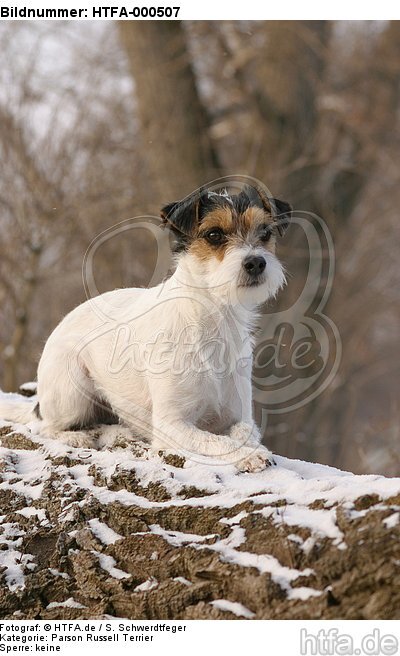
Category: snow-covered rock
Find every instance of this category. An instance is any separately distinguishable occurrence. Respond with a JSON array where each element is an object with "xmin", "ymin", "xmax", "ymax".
[{"xmin": 0, "ymin": 411, "xmax": 399, "ymax": 619}]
